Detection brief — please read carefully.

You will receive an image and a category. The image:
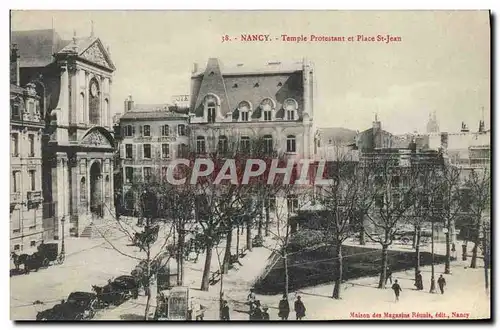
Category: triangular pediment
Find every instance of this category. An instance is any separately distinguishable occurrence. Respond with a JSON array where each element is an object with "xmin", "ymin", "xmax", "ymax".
[
  {"xmin": 81, "ymin": 128, "xmax": 113, "ymax": 148},
  {"xmin": 79, "ymin": 39, "xmax": 115, "ymax": 71}
]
